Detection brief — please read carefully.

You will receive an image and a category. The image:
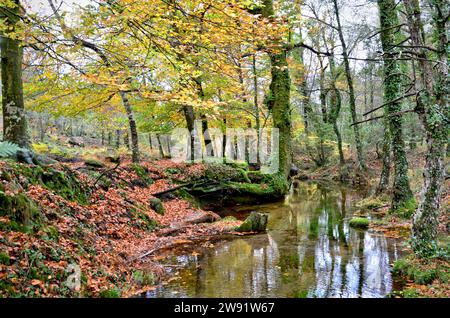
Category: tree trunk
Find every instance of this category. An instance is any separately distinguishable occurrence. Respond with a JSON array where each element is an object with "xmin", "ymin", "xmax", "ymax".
[
  {"xmin": 403, "ymin": 0, "xmax": 449, "ymax": 257},
  {"xmin": 376, "ymin": 125, "xmax": 391, "ymax": 194},
  {"xmin": 377, "ymin": 0, "xmax": 413, "ymax": 210},
  {"xmin": 328, "ymin": 53, "xmax": 345, "ymax": 166},
  {"xmin": 332, "ymin": 0, "xmax": 365, "ymax": 170},
  {"xmin": 261, "ymin": 0, "xmax": 292, "ymax": 181},
  {"xmin": 119, "ymin": 92, "xmax": 140, "ymax": 163},
  {"xmin": 252, "ymin": 53, "xmax": 261, "ymax": 164},
  {"xmin": 1, "ymin": 0, "xmax": 30, "ymax": 148},
  {"xmin": 115, "ymin": 129, "xmax": 120, "ymax": 149},
  {"xmin": 182, "ymin": 105, "xmax": 195, "ymax": 162},
  {"xmin": 298, "ymin": 47, "xmax": 311, "ymax": 135}
]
